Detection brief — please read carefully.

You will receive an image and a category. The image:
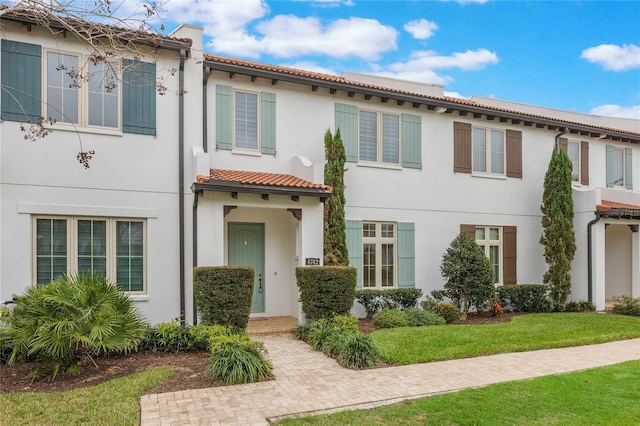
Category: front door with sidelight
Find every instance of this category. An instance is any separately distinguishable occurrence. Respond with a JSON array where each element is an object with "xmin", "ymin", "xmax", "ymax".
[{"xmin": 228, "ymin": 223, "xmax": 265, "ymax": 313}]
